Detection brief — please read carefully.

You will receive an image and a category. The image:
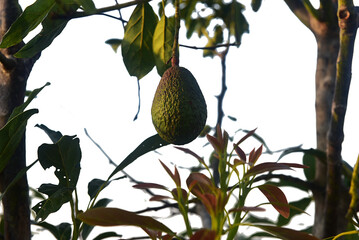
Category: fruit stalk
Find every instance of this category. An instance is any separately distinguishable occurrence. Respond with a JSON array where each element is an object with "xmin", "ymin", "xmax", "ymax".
[{"xmin": 171, "ymin": 0, "xmax": 180, "ymax": 66}]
